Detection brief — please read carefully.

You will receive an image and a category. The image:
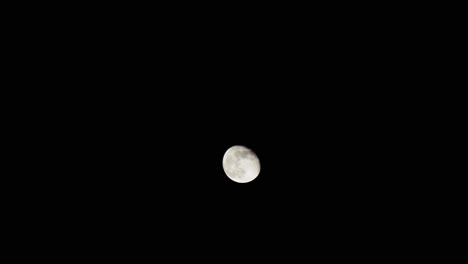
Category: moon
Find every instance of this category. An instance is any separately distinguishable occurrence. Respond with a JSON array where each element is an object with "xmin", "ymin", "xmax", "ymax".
[{"xmin": 222, "ymin": 145, "xmax": 260, "ymax": 183}]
